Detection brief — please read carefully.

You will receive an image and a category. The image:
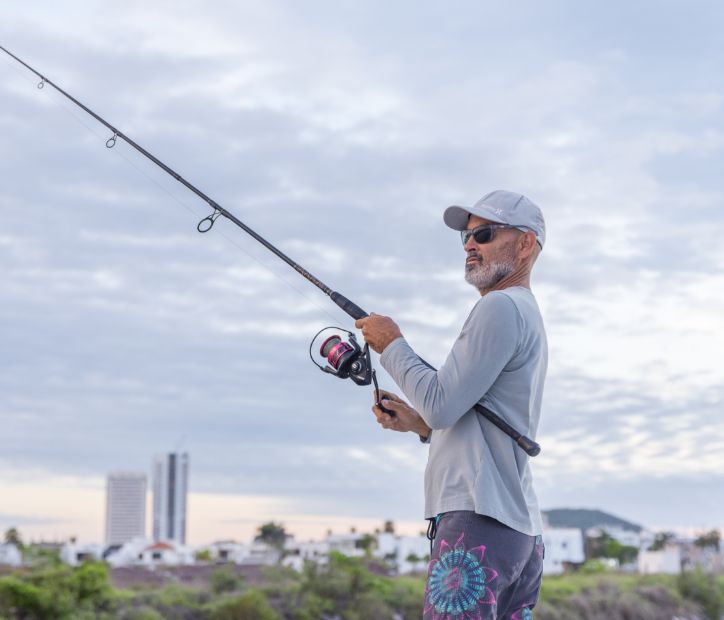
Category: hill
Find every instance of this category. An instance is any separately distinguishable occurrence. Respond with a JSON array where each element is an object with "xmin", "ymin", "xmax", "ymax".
[{"xmin": 543, "ymin": 508, "xmax": 643, "ymax": 533}]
